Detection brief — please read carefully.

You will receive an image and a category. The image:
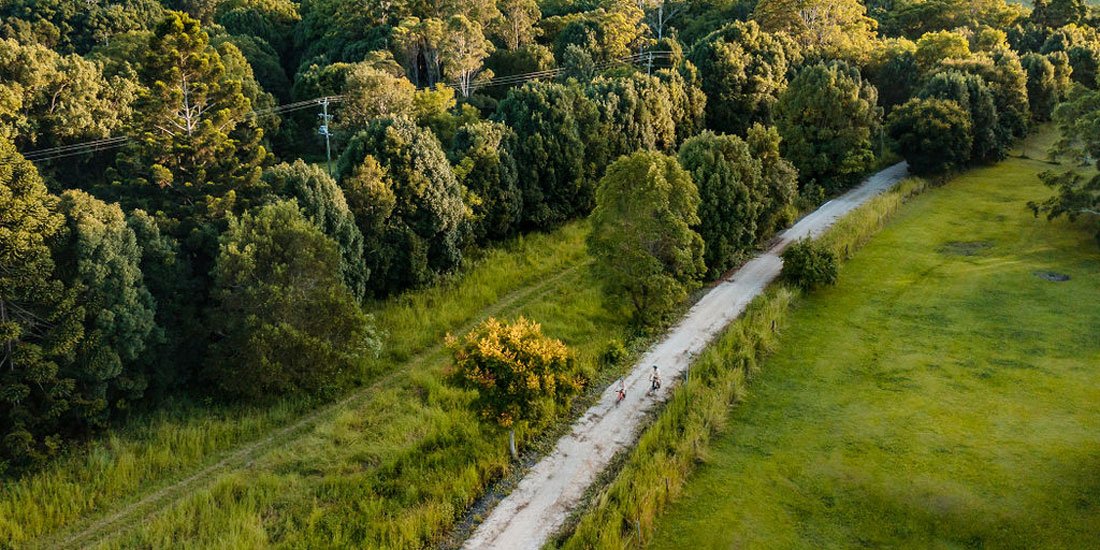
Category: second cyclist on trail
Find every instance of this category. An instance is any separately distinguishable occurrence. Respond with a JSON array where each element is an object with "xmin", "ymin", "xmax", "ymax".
[{"xmin": 649, "ymin": 365, "xmax": 661, "ymax": 393}]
